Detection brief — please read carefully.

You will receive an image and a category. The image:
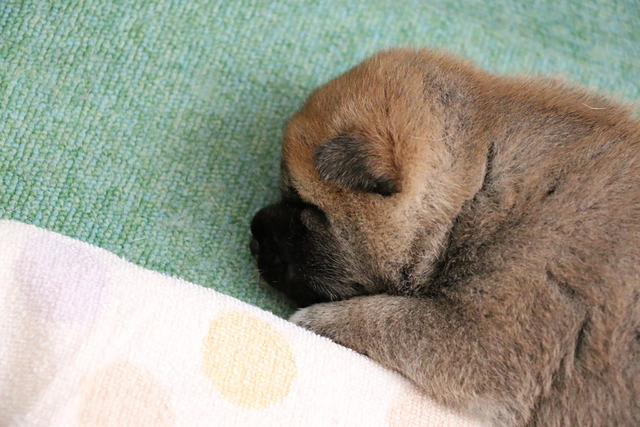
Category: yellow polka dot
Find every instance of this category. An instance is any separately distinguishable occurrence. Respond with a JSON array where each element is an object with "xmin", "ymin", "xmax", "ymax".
[
  {"xmin": 78, "ymin": 361, "xmax": 174, "ymax": 427},
  {"xmin": 202, "ymin": 311, "xmax": 297, "ymax": 409}
]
